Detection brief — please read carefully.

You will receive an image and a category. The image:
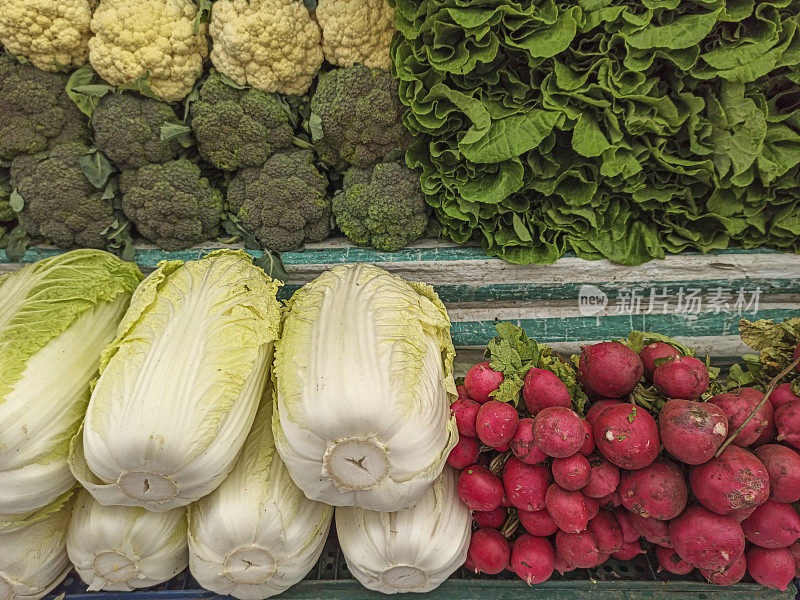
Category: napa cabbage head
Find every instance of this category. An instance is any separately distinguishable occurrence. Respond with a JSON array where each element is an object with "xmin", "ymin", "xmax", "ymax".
[
  {"xmin": 273, "ymin": 263, "xmax": 458, "ymax": 512},
  {"xmin": 188, "ymin": 391, "xmax": 333, "ymax": 600},
  {"xmin": 0, "ymin": 249, "xmax": 142, "ymax": 518},
  {"xmin": 69, "ymin": 249, "xmax": 282, "ymax": 511}
]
